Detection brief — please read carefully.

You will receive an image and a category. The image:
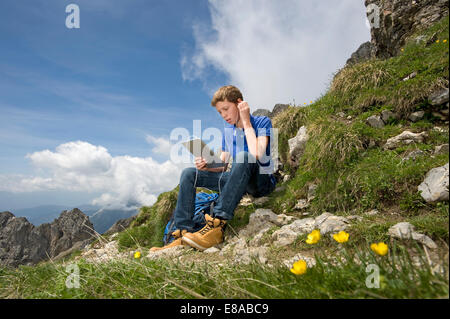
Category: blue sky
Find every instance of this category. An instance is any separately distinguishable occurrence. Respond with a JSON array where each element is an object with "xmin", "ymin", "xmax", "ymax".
[{"xmin": 0, "ymin": 0, "xmax": 371, "ymax": 211}]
